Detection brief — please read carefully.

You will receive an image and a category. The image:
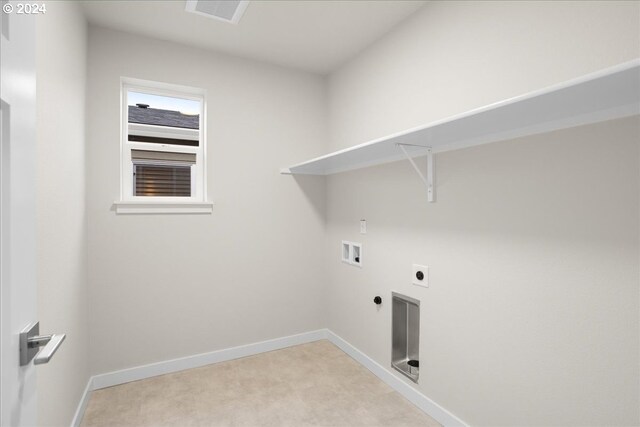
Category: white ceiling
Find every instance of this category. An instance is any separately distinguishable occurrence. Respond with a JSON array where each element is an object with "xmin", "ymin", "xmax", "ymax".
[{"xmin": 81, "ymin": 0, "xmax": 426, "ymax": 74}]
